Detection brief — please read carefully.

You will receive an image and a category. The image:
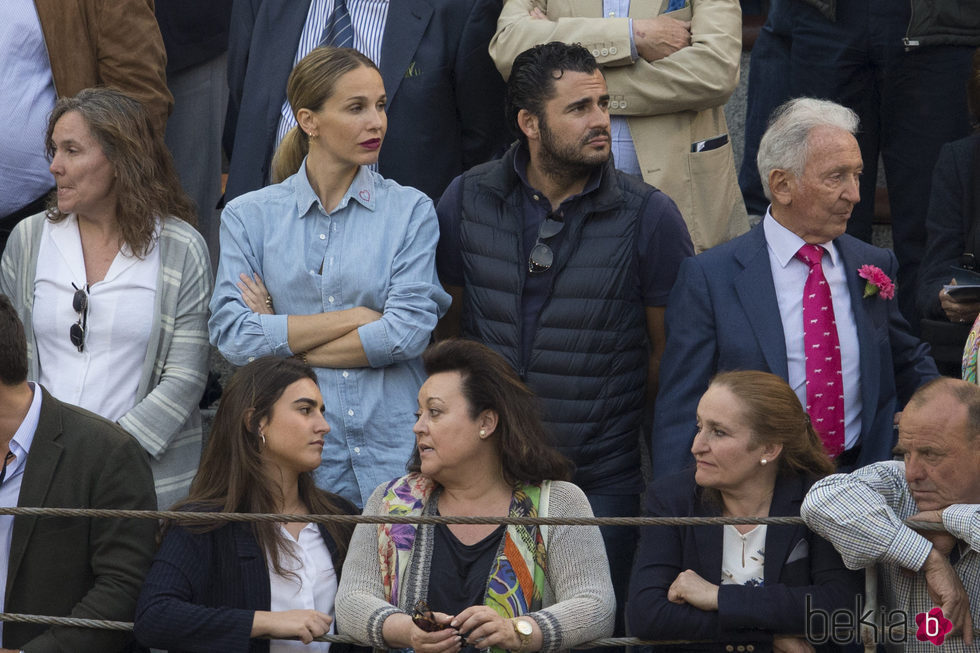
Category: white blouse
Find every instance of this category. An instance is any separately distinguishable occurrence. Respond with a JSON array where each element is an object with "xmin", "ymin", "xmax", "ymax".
[
  {"xmin": 268, "ymin": 523, "xmax": 337, "ymax": 653},
  {"xmin": 721, "ymin": 525, "xmax": 766, "ymax": 587},
  {"xmin": 33, "ymin": 215, "xmax": 159, "ymax": 422}
]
